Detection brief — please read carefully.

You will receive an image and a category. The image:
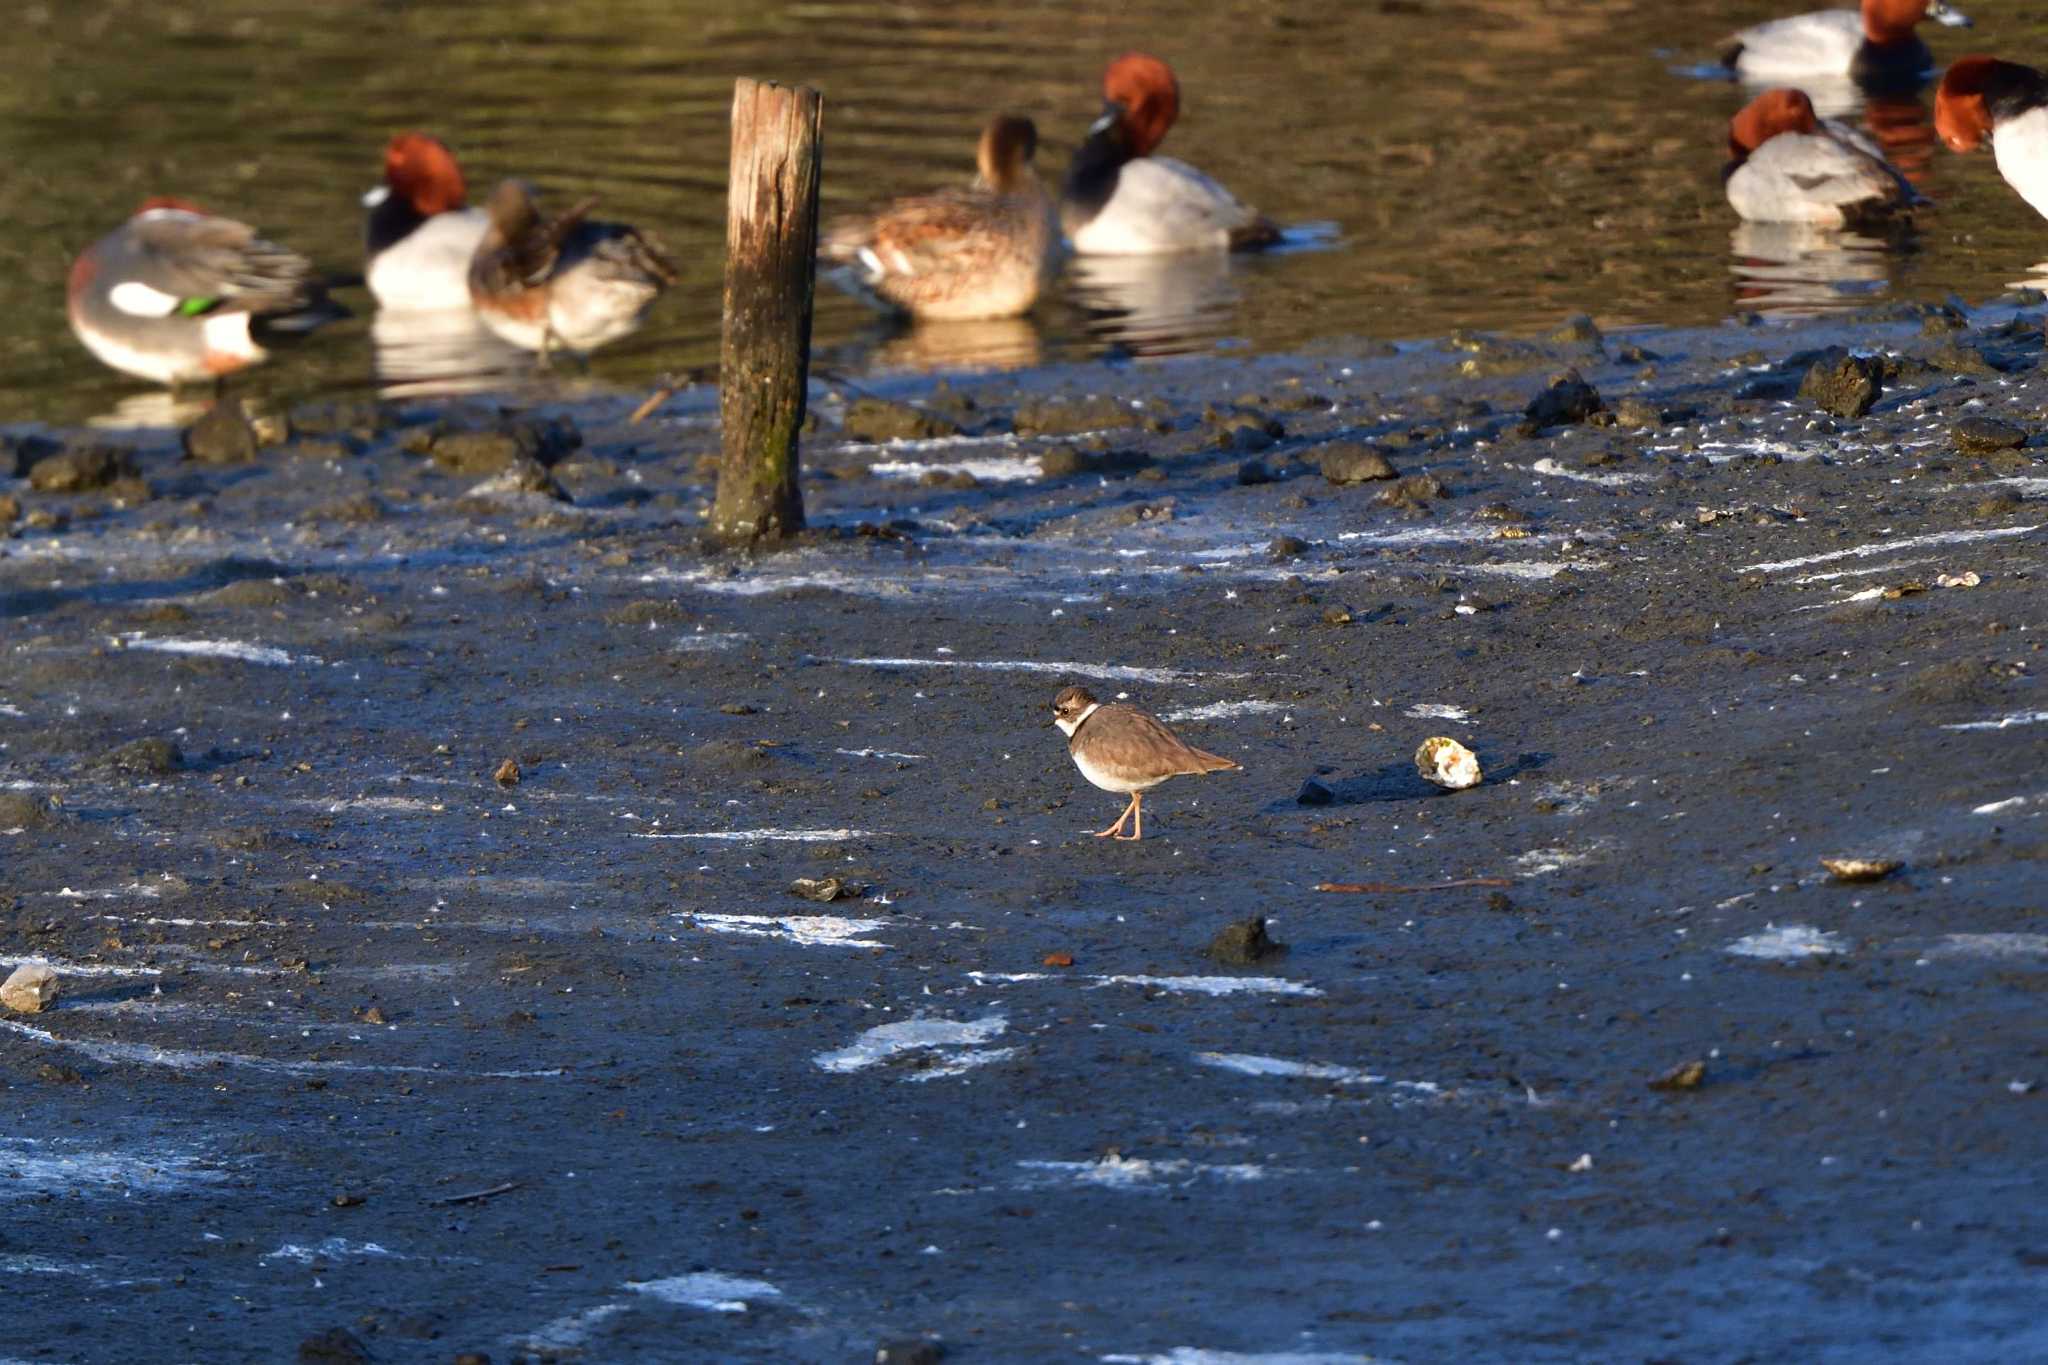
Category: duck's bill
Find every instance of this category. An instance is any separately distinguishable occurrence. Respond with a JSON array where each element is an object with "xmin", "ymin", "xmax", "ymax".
[
  {"xmin": 1929, "ymin": 1, "xmax": 1972, "ymax": 27},
  {"xmin": 1087, "ymin": 101, "xmax": 1123, "ymax": 137},
  {"xmin": 362, "ymin": 185, "xmax": 391, "ymax": 209}
]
